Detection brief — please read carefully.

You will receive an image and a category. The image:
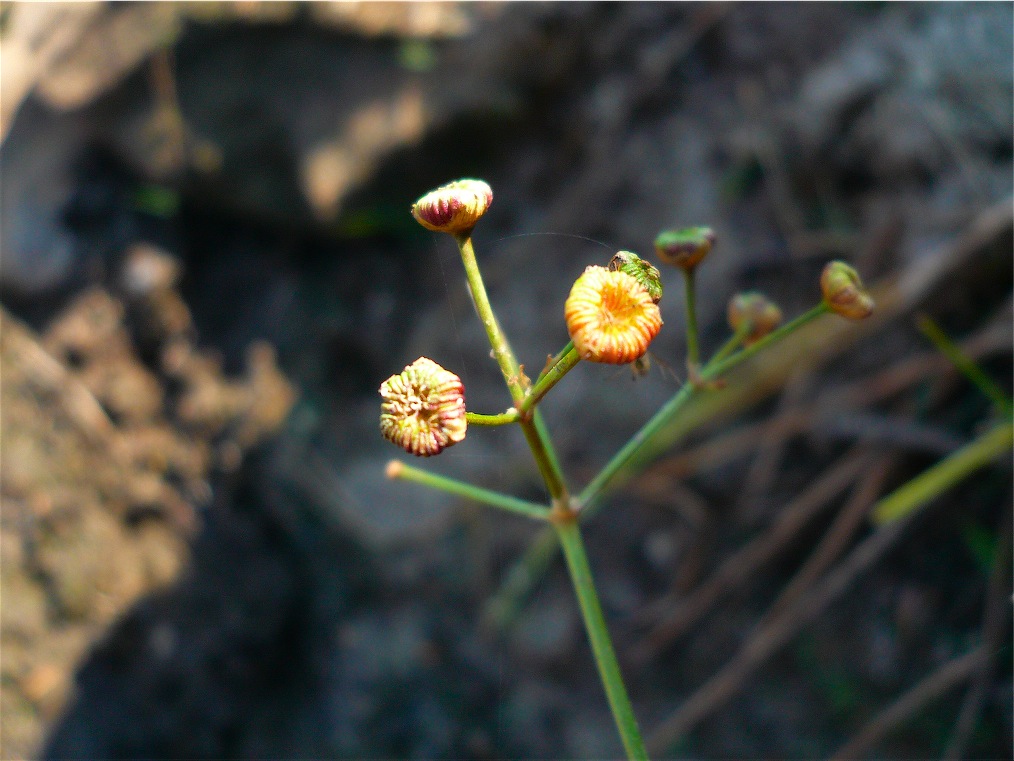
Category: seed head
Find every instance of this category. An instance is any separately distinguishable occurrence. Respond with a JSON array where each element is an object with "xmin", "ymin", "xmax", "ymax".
[
  {"xmin": 565, "ymin": 266, "xmax": 663, "ymax": 364},
  {"xmin": 820, "ymin": 261, "xmax": 874, "ymax": 320},
  {"xmin": 380, "ymin": 357, "xmax": 467, "ymax": 456},
  {"xmin": 608, "ymin": 250, "xmax": 663, "ymax": 304},
  {"xmin": 654, "ymin": 227, "xmax": 716, "ymax": 272},
  {"xmin": 727, "ymin": 292, "xmax": 783, "ymax": 345},
  {"xmin": 411, "ymin": 179, "xmax": 493, "ymax": 235}
]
